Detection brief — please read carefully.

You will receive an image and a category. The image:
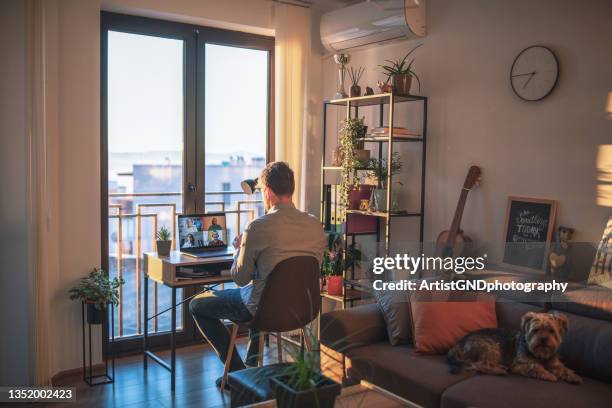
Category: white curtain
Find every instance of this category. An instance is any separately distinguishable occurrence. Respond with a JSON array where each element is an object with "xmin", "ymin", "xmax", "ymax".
[
  {"xmin": 25, "ymin": 0, "xmax": 52, "ymax": 385},
  {"xmin": 274, "ymin": 3, "xmax": 311, "ymax": 209}
]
